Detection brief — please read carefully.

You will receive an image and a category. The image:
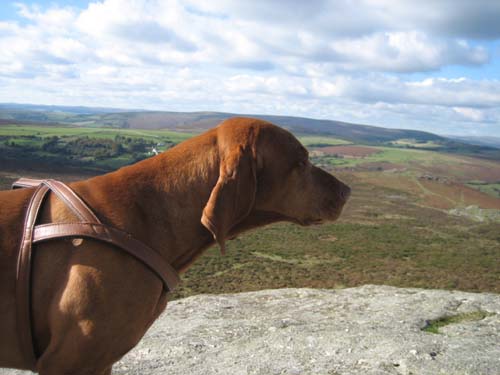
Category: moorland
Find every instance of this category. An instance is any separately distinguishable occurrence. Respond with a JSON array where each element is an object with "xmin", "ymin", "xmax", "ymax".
[{"xmin": 1, "ymin": 104, "xmax": 499, "ymax": 298}]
